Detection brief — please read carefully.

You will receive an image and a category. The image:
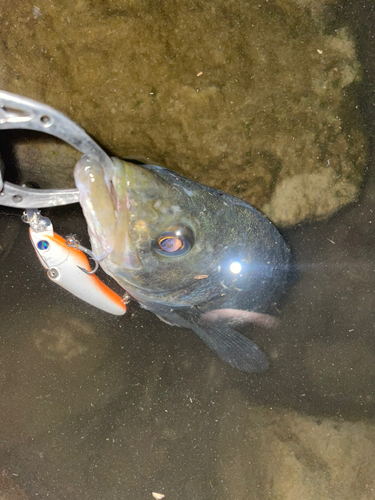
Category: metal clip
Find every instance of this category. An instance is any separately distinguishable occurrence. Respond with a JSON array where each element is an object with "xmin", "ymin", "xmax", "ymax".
[{"xmin": 0, "ymin": 90, "xmax": 114, "ymax": 208}]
